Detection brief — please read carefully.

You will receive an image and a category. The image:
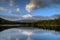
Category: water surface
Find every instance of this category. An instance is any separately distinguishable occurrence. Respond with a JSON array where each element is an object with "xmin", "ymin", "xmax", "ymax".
[{"xmin": 0, "ymin": 28, "xmax": 60, "ymax": 40}]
